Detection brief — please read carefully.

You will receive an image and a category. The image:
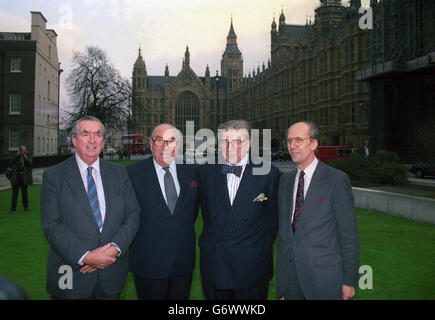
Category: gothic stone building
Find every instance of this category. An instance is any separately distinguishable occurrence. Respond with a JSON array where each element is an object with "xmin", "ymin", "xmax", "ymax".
[
  {"xmin": 132, "ymin": 0, "xmax": 370, "ymax": 151},
  {"xmin": 356, "ymin": 0, "xmax": 435, "ymax": 161}
]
